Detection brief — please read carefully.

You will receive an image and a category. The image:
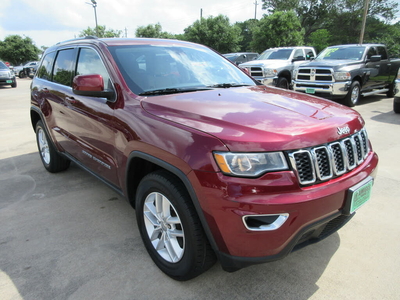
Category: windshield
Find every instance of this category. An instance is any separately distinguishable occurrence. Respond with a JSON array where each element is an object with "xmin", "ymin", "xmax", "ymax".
[
  {"xmin": 258, "ymin": 49, "xmax": 293, "ymax": 60},
  {"xmin": 109, "ymin": 44, "xmax": 256, "ymax": 95},
  {"xmin": 0, "ymin": 62, "xmax": 8, "ymax": 70},
  {"xmin": 316, "ymin": 46, "xmax": 366, "ymax": 61}
]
